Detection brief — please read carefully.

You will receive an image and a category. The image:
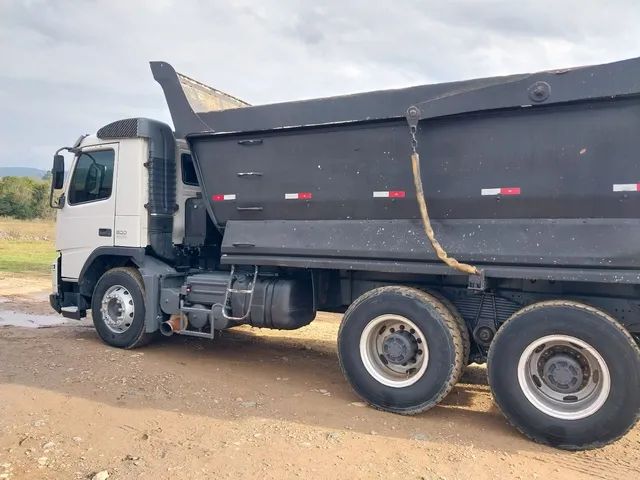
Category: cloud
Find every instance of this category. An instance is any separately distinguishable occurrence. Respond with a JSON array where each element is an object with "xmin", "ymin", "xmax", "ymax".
[{"xmin": 1, "ymin": 0, "xmax": 638, "ymax": 169}]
